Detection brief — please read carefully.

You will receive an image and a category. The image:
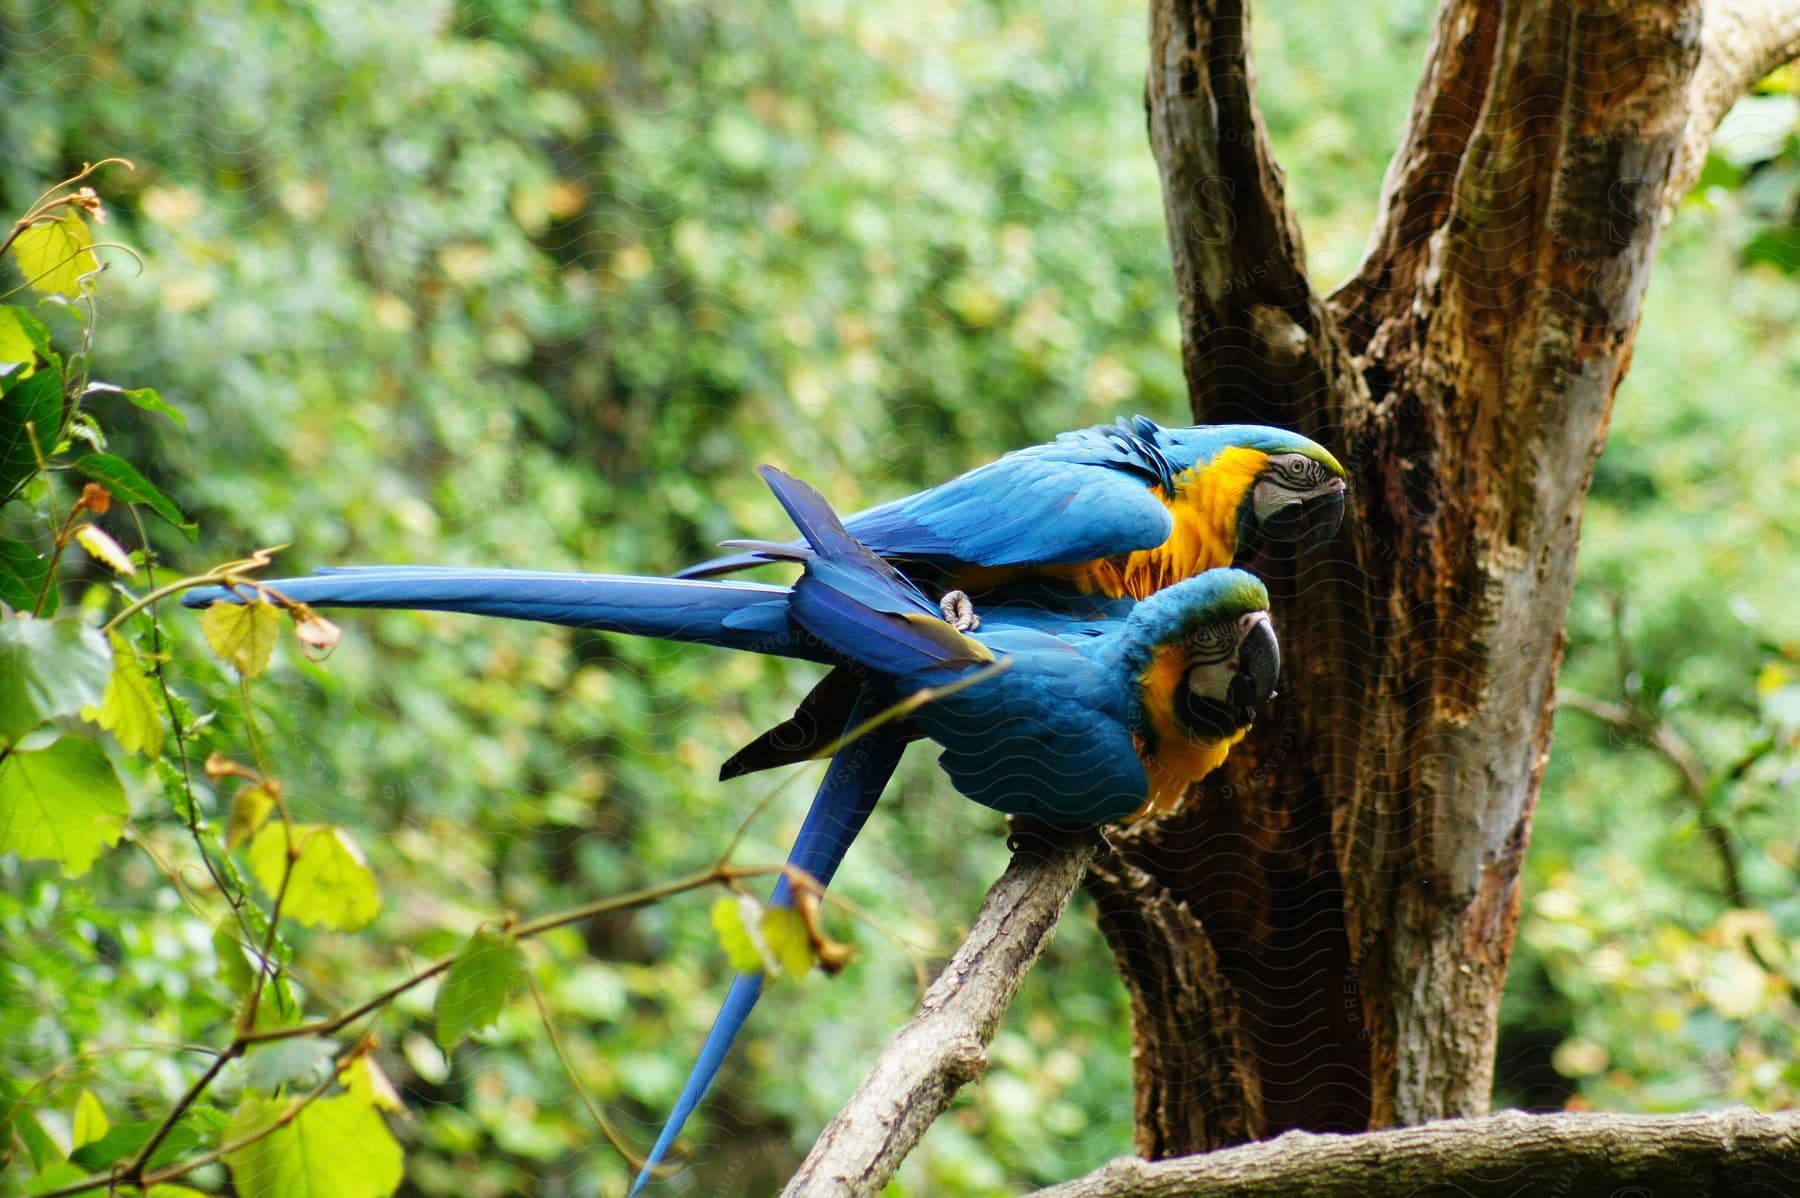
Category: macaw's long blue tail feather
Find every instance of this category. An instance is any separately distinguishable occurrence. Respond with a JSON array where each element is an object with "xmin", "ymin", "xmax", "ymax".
[
  {"xmin": 181, "ymin": 567, "xmax": 834, "ymax": 663},
  {"xmin": 628, "ymin": 707, "xmax": 905, "ymax": 1196}
]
